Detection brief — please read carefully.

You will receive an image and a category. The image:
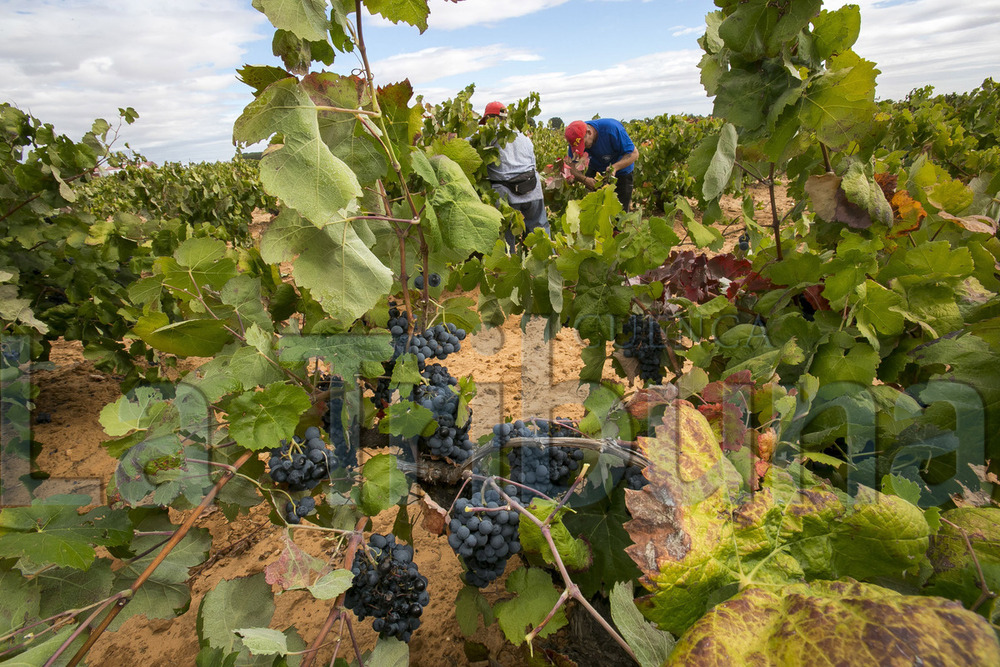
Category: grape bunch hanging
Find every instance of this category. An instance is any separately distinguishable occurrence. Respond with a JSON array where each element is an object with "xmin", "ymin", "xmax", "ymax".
[
  {"xmin": 411, "ymin": 363, "xmax": 475, "ymax": 463},
  {"xmin": 317, "ymin": 375, "xmax": 357, "ymax": 470},
  {"xmin": 617, "ymin": 313, "xmax": 667, "ymax": 384},
  {"xmin": 447, "ymin": 485, "xmax": 522, "ymax": 588},
  {"xmin": 344, "ymin": 533, "xmax": 429, "ymax": 643},
  {"xmin": 266, "ymin": 427, "xmax": 338, "ymax": 491}
]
